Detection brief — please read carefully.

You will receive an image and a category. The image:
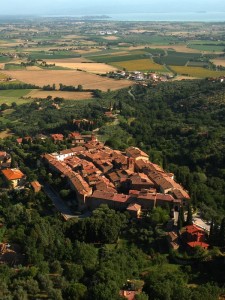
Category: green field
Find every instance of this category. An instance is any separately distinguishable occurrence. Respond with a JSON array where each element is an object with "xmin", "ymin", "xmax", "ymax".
[
  {"xmin": 28, "ymin": 51, "xmax": 81, "ymax": 60},
  {"xmin": 170, "ymin": 65, "xmax": 225, "ymax": 78},
  {"xmin": 4, "ymin": 63, "xmax": 26, "ymax": 70},
  {"xmin": 0, "ymin": 89, "xmax": 33, "ymax": 105},
  {"xmin": 111, "ymin": 59, "xmax": 167, "ymax": 72},
  {"xmin": 118, "ymin": 34, "xmax": 182, "ymax": 45},
  {"xmin": 187, "ymin": 61, "xmax": 210, "ymax": 67},
  {"xmin": 83, "ymin": 48, "xmax": 127, "ymax": 57},
  {"xmin": 144, "ymin": 48, "xmax": 166, "ymax": 55},
  {"xmin": 0, "ymin": 80, "xmax": 22, "ymax": 86},
  {"xmin": 188, "ymin": 44, "xmax": 225, "ymax": 52},
  {"xmin": 154, "ymin": 51, "xmax": 201, "ymax": 66},
  {"xmin": 40, "ymin": 65, "xmax": 72, "ymax": 70},
  {"xmin": 0, "ymin": 56, "xmax": 11, "ymax": 63},
  {"xmin": 88, "ymin": 53, "xmax": 149, "ymax": 63}
]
